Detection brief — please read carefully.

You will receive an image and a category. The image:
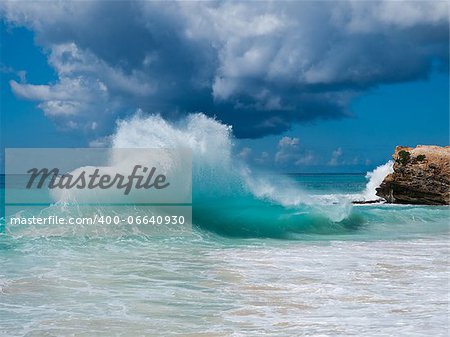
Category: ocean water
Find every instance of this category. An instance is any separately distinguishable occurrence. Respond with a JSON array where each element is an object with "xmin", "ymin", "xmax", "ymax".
[{"xmin": 1, "ymin": 114, "xmax": 449, "ymax": 336}]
